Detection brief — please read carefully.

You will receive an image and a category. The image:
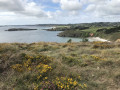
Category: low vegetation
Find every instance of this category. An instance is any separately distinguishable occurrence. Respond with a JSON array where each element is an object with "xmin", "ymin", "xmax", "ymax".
[
  {"xmin": 0, "ymin": 42, "xmax": 120, "ymax": 90},
  {"xmin": 58, "ymin": 26, "xmax": 120, "ymax": 41},
  {"xmin": 46, "ymin": 22, "xmax": 120, "ymax": 41}
]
